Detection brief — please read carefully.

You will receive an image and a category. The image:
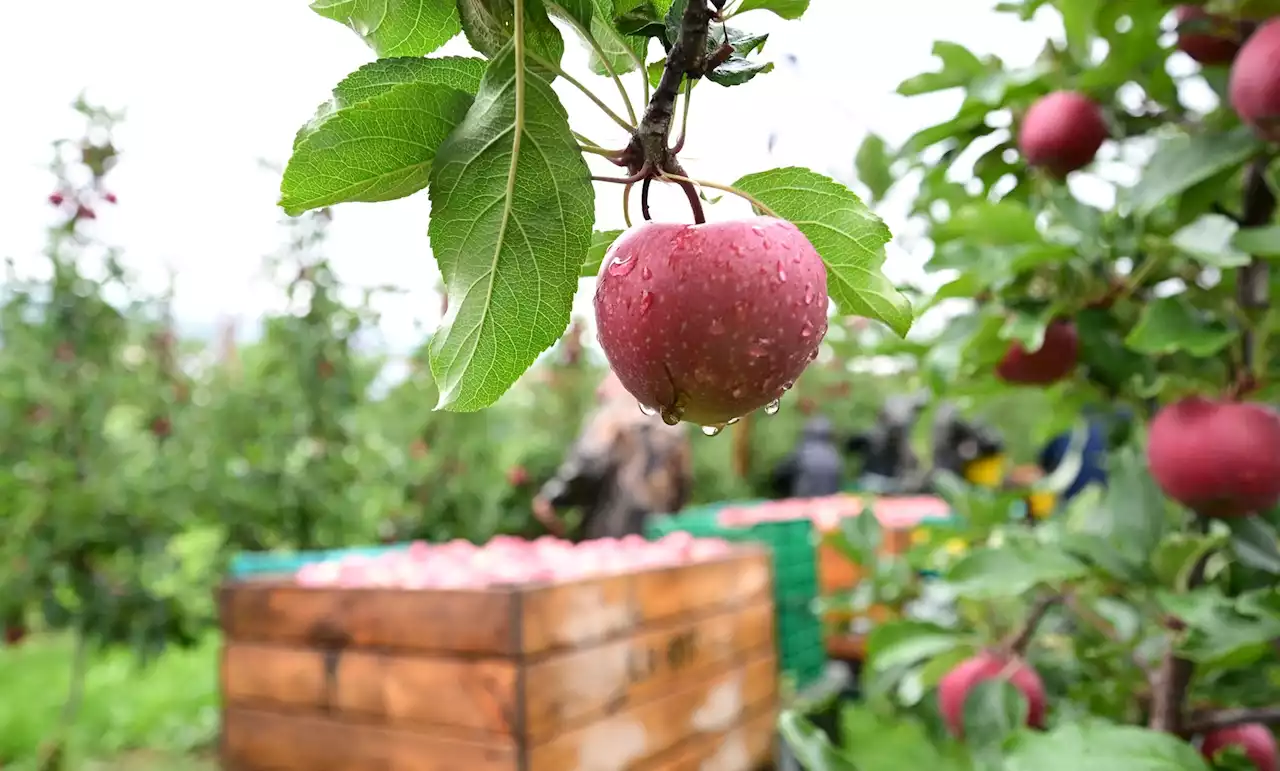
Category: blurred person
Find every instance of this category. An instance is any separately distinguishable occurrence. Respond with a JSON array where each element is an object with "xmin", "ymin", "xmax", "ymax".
[
  {"xmin": 532, "ymin": 372, "xmax": 693, "ymax": 540},
  {"xmin": 1037, "ymin": 405, "xmax": 1132, "ymax": 501},
  {"xmin": 770, "ymin": 416, "xmax": 844, "ymax": 499},
  {"xmin": 931, "ymin": 402, "xmax": 1006, "ymax": 488},
  {"xmin": 846, "ymin": 393, "xmax": 927, "ymax": 492}
]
